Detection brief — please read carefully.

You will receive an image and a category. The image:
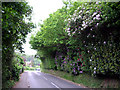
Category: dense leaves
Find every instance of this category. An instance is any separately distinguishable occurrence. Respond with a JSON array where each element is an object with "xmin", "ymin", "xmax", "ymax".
[
  {"xmin": 3, "ymin": 53, "xmax": 24, "ymax": 88},
  {"xmin": 2, "ymin": 2, "xmax": 34, "ymax": 88},
  {"xmin": 30, "ymin": 1, "xmax": 120, "ymax": 77},
  {"xmin": 65, "ymin": 2, "xmax": 120, "ymax": 76}
]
